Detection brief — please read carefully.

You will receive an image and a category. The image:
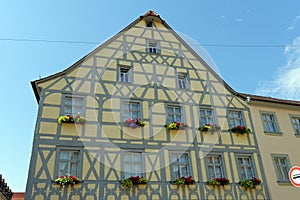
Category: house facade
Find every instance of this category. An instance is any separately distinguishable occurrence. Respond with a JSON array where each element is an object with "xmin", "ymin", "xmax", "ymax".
[
  {"xmin": 25, "ymin": 11, "xmax": 270, "ymax": 199},
  {"xmin": 246, "ymin": 94, "xmax": 300, "ymax": 199}
]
